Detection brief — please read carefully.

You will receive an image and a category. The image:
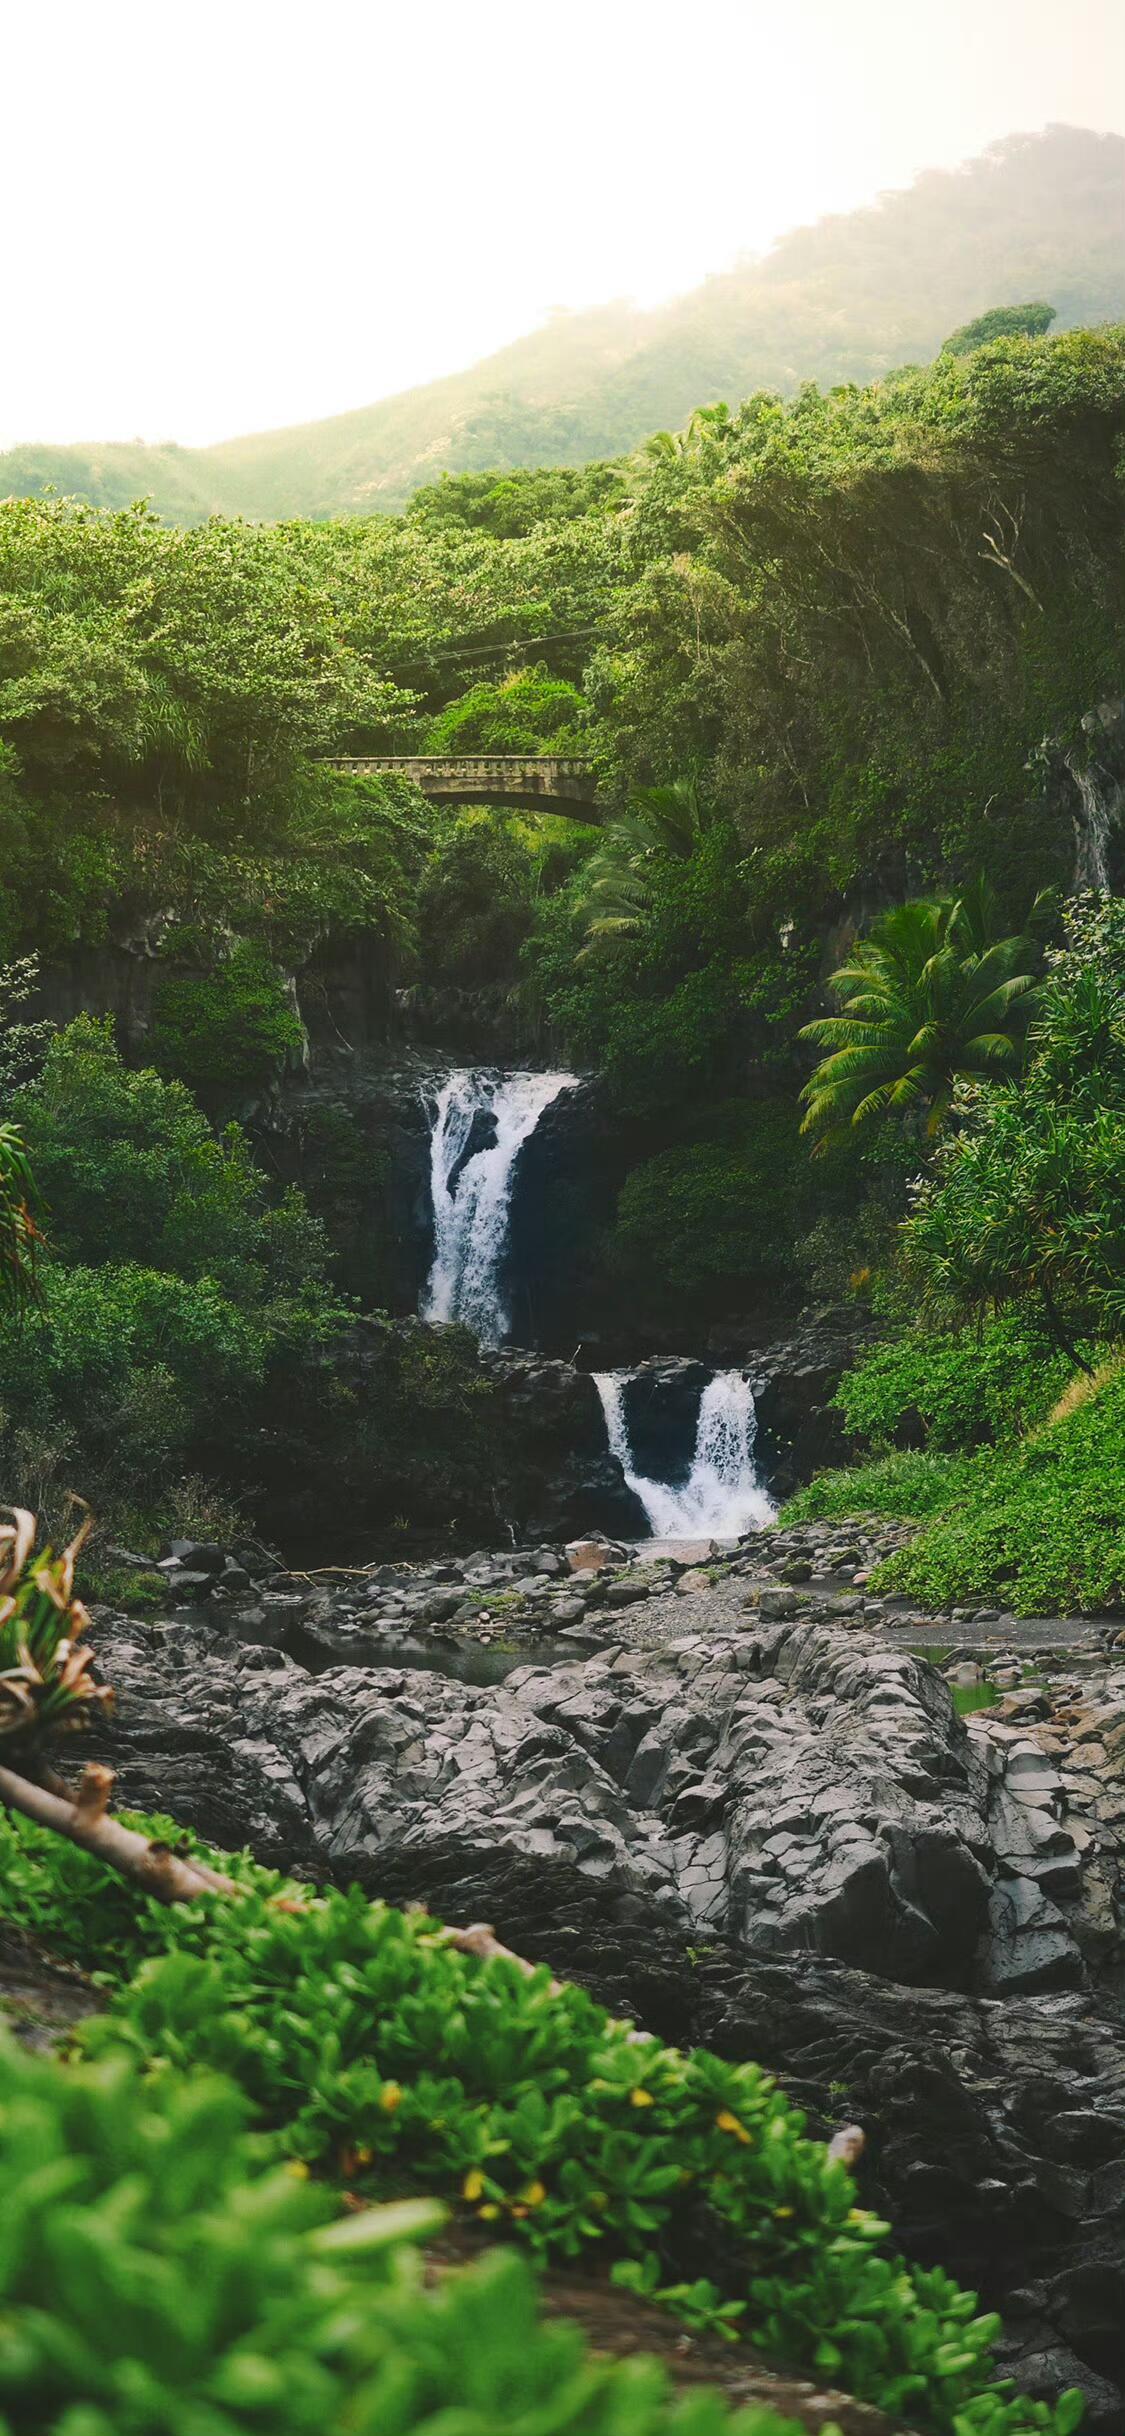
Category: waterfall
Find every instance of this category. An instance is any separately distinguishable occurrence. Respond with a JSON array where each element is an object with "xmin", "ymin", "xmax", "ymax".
[
  {"xmin": 1071, "ymin": 758, "xmax": 1115, "ymax": 893},
  {"xmin": 421, "ymin": 1069, "xmax": 577, "ymax": 1346},
  {"xmin": 595, "ymin": 1369, "xmax": 775, "ymax": 1539}
]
